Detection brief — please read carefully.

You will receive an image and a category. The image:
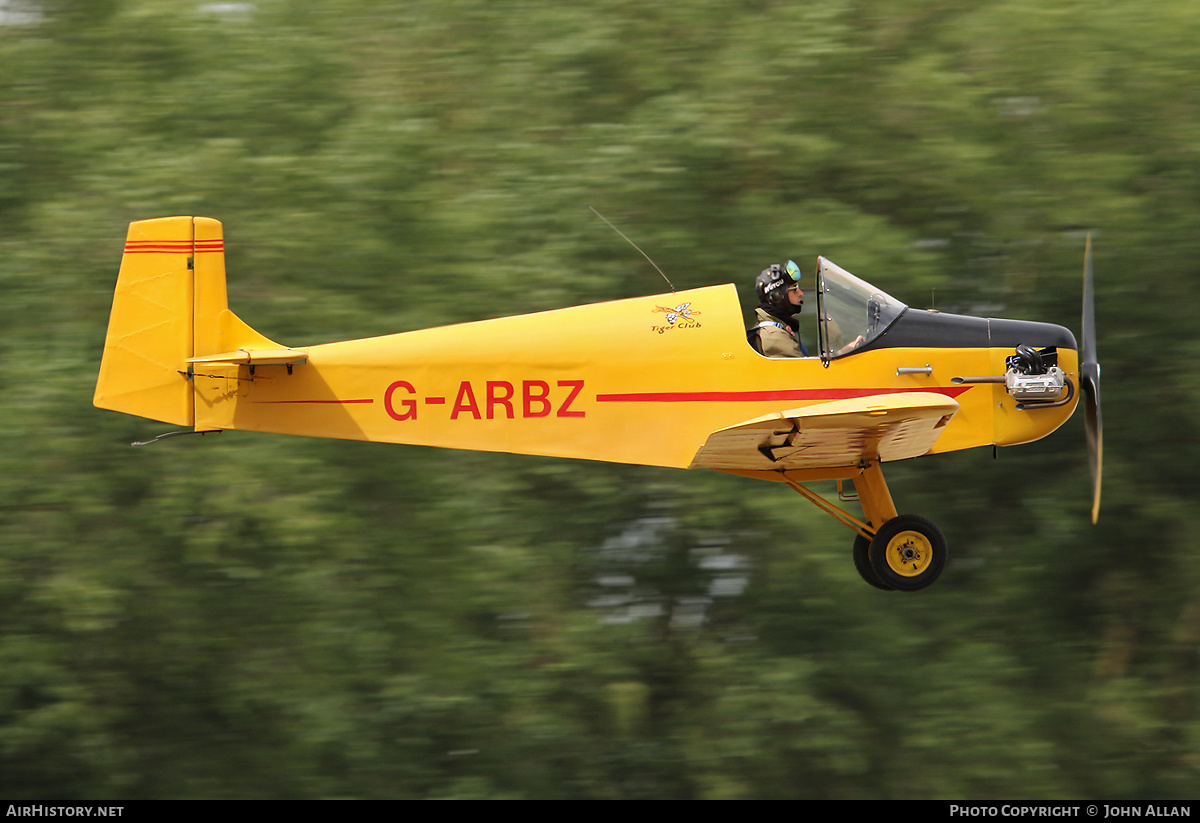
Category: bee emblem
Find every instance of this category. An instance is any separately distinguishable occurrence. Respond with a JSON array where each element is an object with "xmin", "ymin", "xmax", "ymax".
[{"xmin": 650, "ymin": 302, "xmax": 702, "ymax": 333}]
